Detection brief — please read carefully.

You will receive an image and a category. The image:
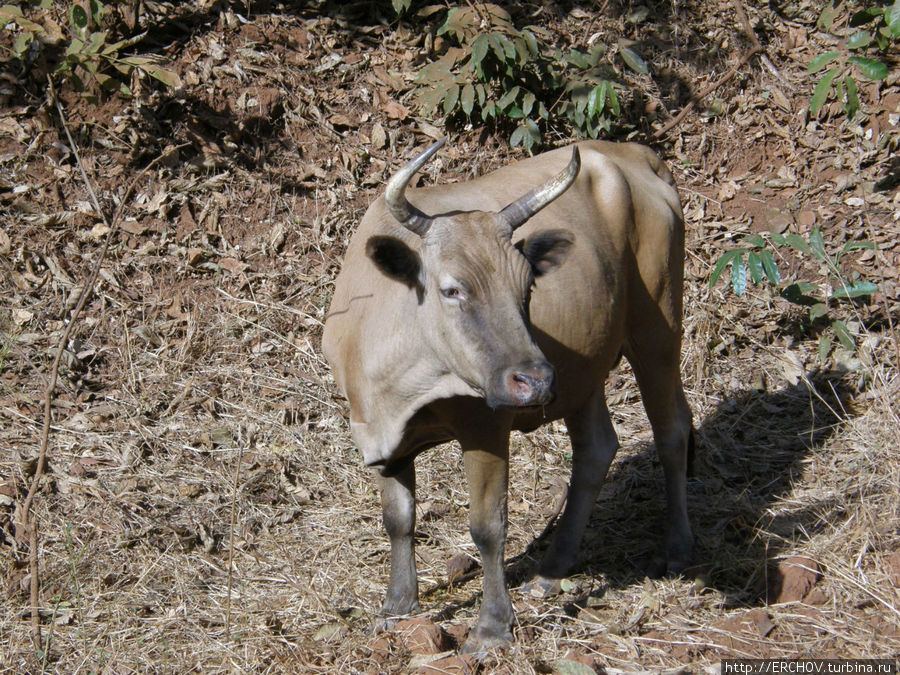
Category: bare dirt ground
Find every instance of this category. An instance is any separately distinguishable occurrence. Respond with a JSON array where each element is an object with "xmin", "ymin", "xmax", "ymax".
[{"xmin": 2, "ymin": 0, "xmax": 900, "ymax": 672}]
